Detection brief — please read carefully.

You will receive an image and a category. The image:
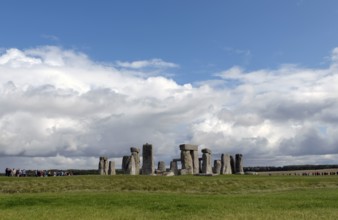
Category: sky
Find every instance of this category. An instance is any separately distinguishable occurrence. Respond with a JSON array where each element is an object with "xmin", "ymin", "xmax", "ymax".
[{"xmin": 1, "ymin": 0, "xmax": 338, "ymax": 171}]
